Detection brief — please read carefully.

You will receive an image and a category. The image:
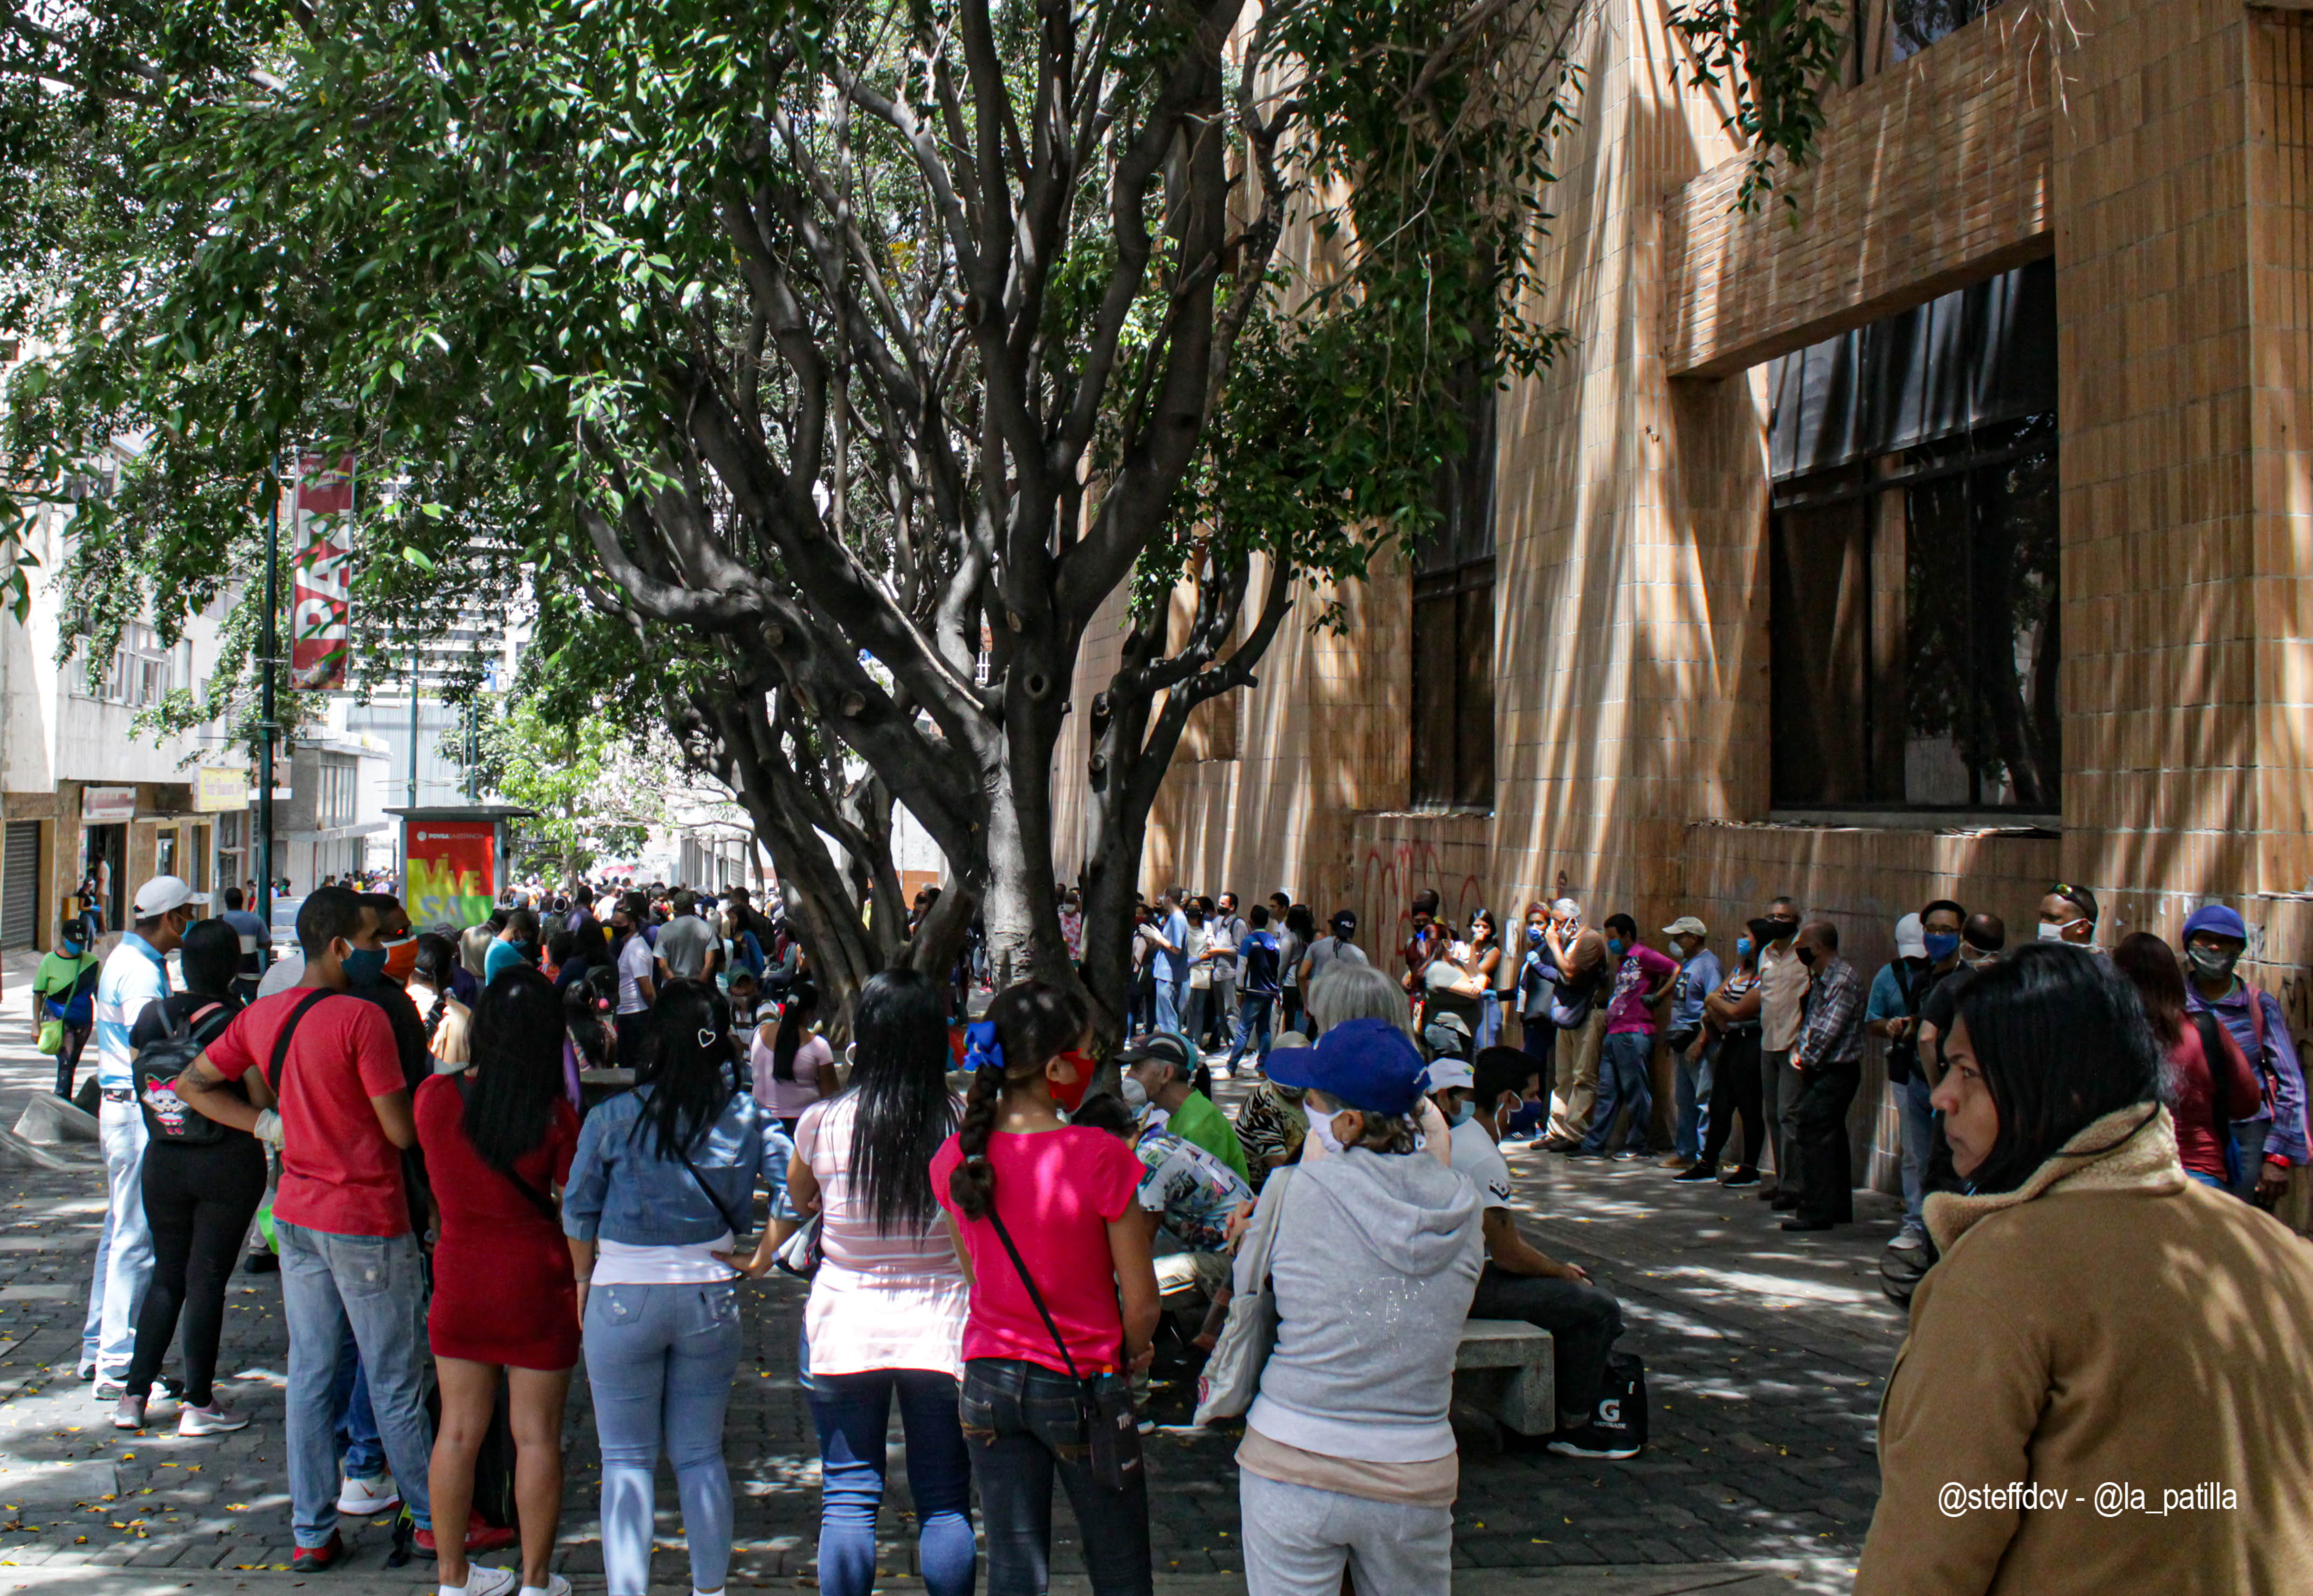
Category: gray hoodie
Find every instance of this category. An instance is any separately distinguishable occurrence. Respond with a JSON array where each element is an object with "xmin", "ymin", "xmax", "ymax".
[{"xmin": 1246, "ymin": 1145, "xmax": 1484, "ymax": 1462}]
